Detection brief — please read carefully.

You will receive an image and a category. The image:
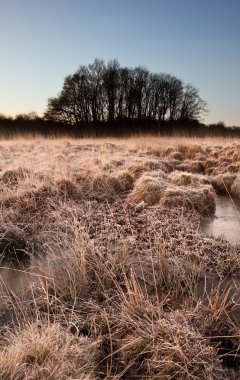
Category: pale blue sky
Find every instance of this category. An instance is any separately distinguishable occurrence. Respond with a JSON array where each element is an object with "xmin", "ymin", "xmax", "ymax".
[{"xmin": 0, "ymin": 0, "xmax": 239, "ymax": 125}]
